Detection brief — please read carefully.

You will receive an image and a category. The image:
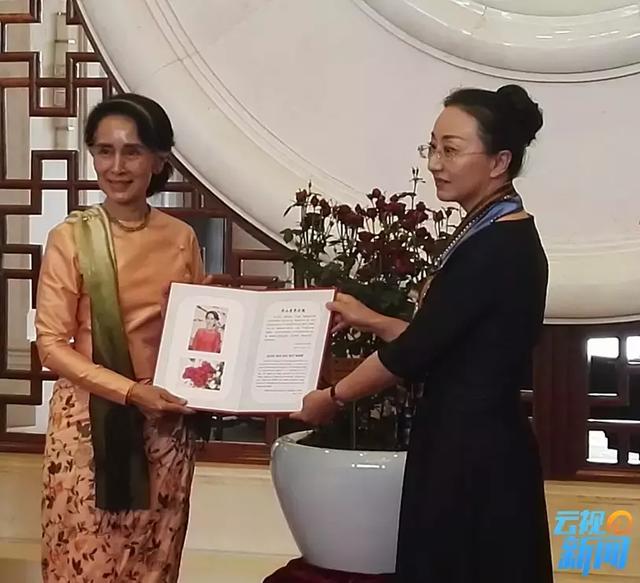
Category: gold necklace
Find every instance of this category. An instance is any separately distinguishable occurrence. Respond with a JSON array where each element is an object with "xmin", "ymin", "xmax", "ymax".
[{"xmin": 102, "ymin": 204, "xmax": 151, "ymax": 232}]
